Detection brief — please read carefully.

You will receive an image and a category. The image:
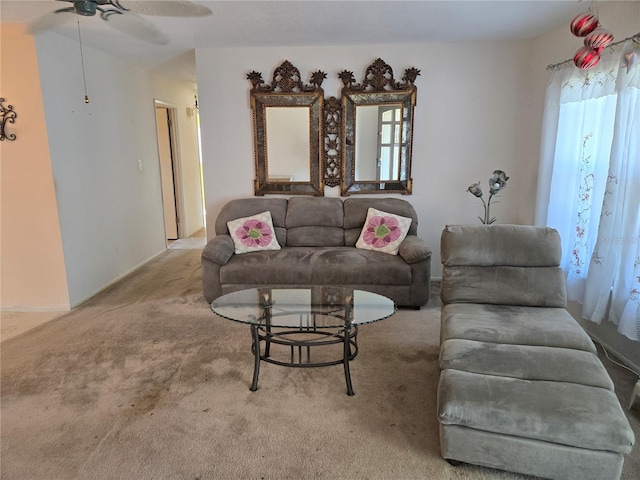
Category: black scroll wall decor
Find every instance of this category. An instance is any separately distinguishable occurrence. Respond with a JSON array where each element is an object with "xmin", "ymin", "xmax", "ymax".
[{"xmin": 0, "ymin": 98, "xmax": 17, "ymax": 142}]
